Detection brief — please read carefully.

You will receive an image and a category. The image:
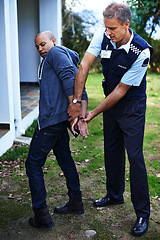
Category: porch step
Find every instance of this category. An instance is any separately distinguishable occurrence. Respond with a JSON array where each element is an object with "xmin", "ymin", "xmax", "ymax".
[{"xmin": 14, "ymin": 136, "xmax": 32, "ymax": 145}]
